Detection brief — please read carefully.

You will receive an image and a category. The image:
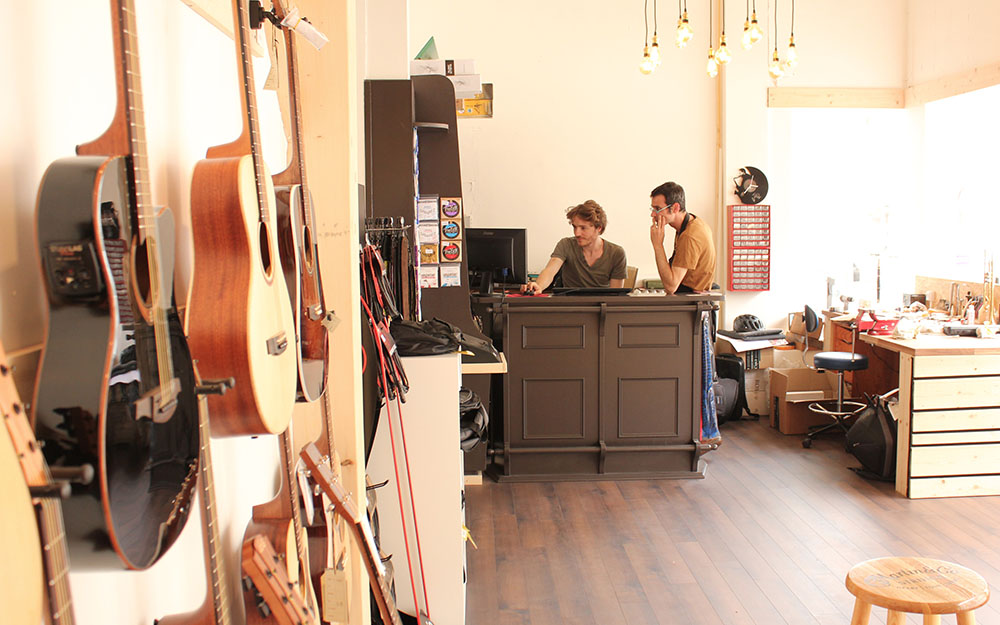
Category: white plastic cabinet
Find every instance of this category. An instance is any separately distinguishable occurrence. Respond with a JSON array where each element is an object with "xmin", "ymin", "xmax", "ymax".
[{"xmin": 367, "ymin": 353, "xmax": 466, "ymax": 625}]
